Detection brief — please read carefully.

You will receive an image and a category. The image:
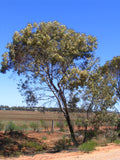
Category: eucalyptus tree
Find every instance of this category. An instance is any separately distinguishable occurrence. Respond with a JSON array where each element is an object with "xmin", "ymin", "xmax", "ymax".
[
  {"xmin": 82, "ymin": 66, "xmax": 117, "ymax": 141},
  {"xmin": 102, "ymin": 56, "xmax": 120, "ymax": 100},
  {"xmin": 1, "ymin": 21, "xmax": 97, "ymax": 145},
  {"xmin": 102, "ymin": 56, "xmax": 120, "ymax": 130}
]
